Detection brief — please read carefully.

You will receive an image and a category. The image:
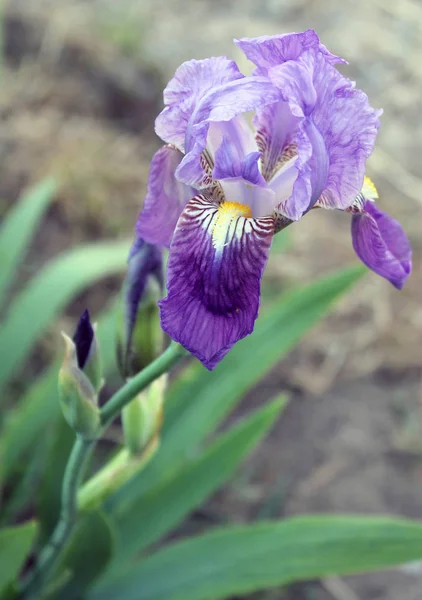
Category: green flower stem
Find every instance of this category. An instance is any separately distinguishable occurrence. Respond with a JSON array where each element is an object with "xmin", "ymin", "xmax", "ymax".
[{"xmin": 20, "ymin": 341, "xmax": 185, "ymax": 600}]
